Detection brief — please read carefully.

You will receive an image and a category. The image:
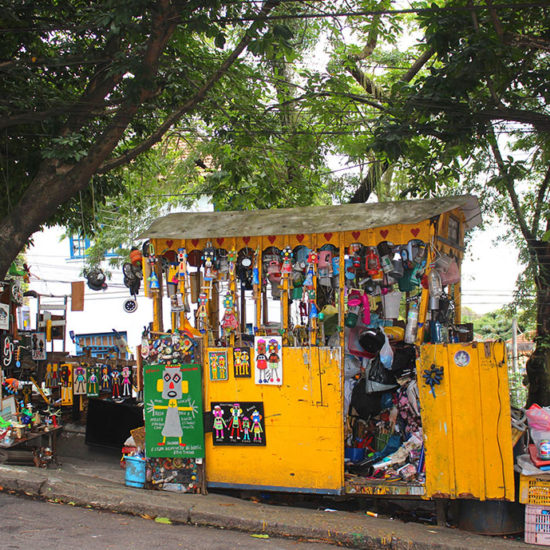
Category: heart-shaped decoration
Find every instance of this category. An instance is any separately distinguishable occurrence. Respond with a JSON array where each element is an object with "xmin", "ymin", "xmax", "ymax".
[
  {"xmin": 165, "ymin": 240, "xmax": 174, "ymax": 248},
  {"xmin": 296, "ymin": 234, "xmax": 305, "ymax": 243},
  {"xmin": 380, "ymin": 230, "xmax": 388, "ymax": 239},
  {"xmin": 216, "ymin": 238, "xmax": 224, "ymax": 246},
  {"xmin": 243, "ymin": 236, "xmax": 251, "ymax": 244},
  {"xmin": 411, "ymin": 228, "xmax": 420, "ymax": 237},
  {"xmin": 268, "ymin": 235, "xmax": 276, "ymax": 244},
  {"xmin": 352, "ymin": 231, "xmax": 361, "ymax": 240},
  {"xmin": 324, "ymin": 233, "xmax": 333, "ymax": 242},
  {"xmin": 191, "ymin": 239, "xmax": 199, "ymax": 247}
]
